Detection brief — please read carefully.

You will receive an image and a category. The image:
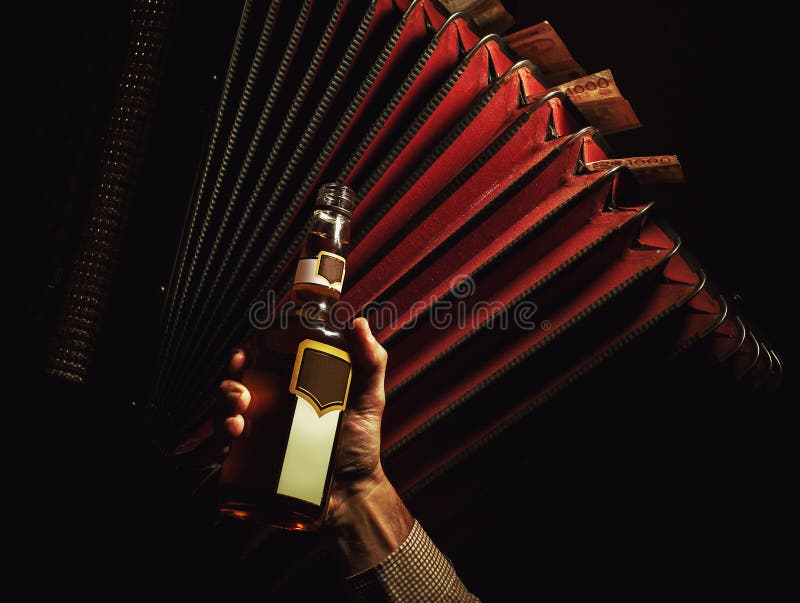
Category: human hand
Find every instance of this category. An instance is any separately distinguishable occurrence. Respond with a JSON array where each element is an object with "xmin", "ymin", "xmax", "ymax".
[
  {"xmin": 218, "ymin": 317, "xmax": 396, "ymax": 525},
  {"xmin": 219, "ymin": 317, "xmax": 412, "ymax": 571},
  {"xmin": 216, "ymin": 347, "xmax": 250, "ymax": 445}
]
